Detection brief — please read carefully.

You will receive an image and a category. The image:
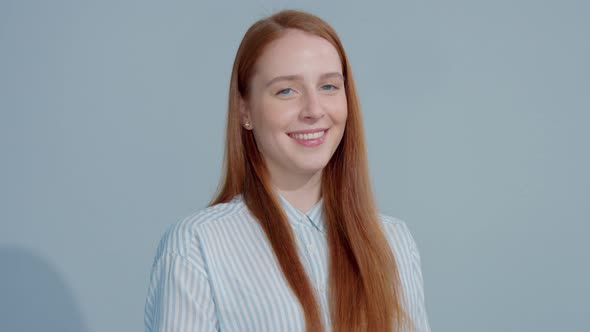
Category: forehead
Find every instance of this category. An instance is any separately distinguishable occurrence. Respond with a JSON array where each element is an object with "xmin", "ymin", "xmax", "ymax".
[{"xmin": 253, "ymin": 29, "xmax": 342, "ymax": 79}]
